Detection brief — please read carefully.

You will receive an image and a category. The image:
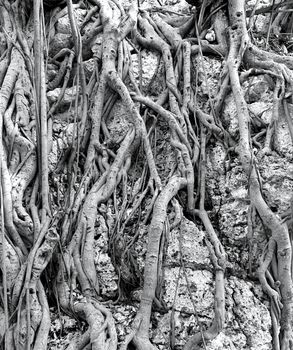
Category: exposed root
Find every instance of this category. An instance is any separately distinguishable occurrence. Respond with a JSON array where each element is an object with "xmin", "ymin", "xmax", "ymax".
[
  {"xmin": 122, "ymin": 176, "xmax": 186, "ymax": 349},
  {"xmin": 228, "ymin": 0, "xmax": 293, "ymax": 347},
  {"xmin": 1, "ymin": 0, "xmax": 293, "ymax": 349}
]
